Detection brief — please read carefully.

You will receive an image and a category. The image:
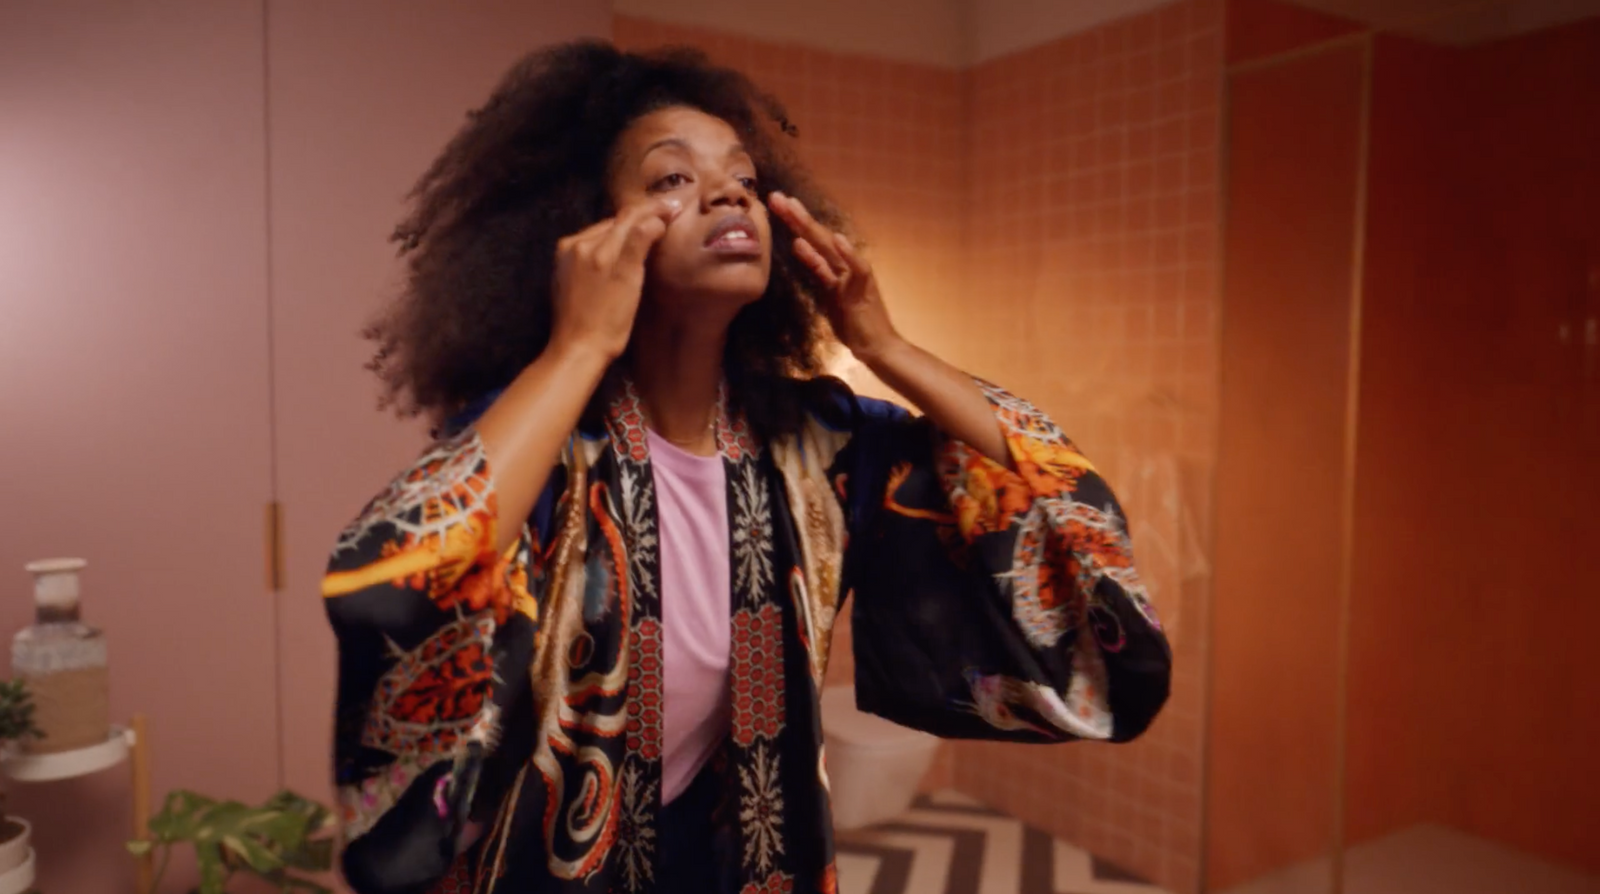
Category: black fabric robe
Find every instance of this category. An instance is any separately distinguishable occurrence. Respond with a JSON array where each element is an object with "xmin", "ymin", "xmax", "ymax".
[{"xmin": 322, "ymin": 376, "xmax": 1171, "ymax": 894}]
